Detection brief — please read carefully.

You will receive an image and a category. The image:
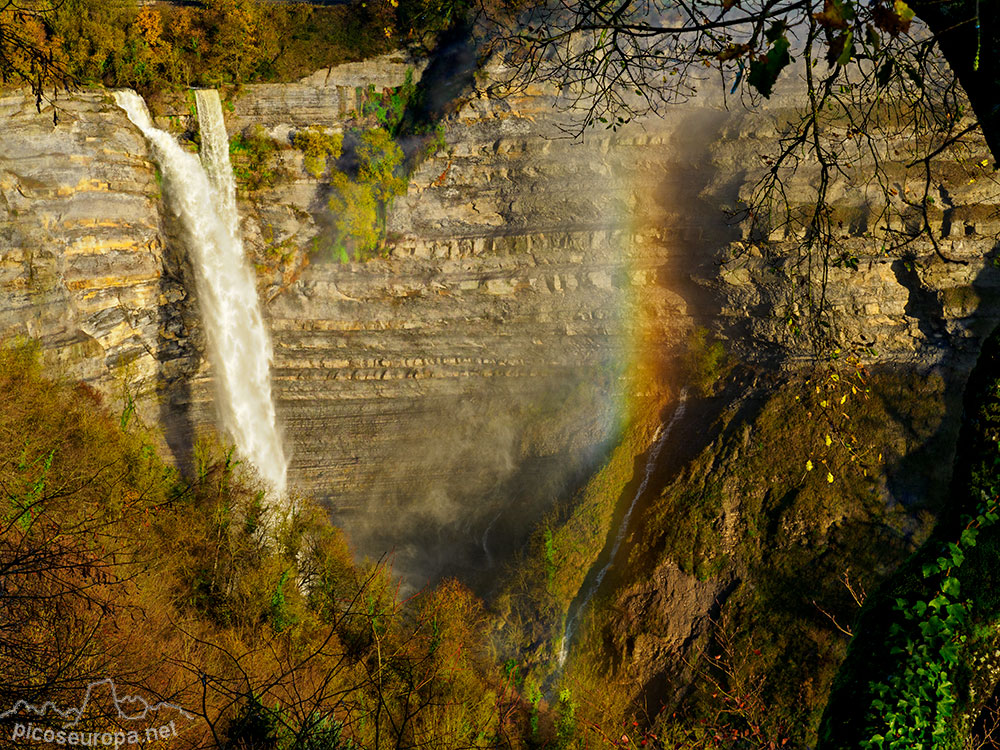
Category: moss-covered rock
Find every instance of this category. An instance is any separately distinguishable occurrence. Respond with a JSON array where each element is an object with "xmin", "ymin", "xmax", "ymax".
[{"xmin": 558, "ymin": 364, "xmax": 961, "ymax": 746}]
